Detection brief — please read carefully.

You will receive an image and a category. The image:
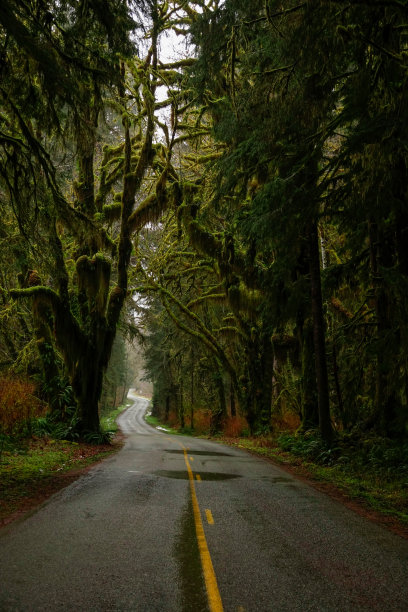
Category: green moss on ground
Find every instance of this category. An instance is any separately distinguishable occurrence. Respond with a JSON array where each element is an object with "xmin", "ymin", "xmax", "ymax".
[
  {"xmin": 100, "ymin": 400, "xmax": 131, "ymax": 433},
  {"xmin": 144, "ymin": 412, "xmax": 175, "ymax": 433},
  {"xmin": 0, "ymin": 438, "xmax": 118, "ymax": 522},
  {"xmin": 0, "ymin": 402, "xmax": 129, "ymax": 525}
]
